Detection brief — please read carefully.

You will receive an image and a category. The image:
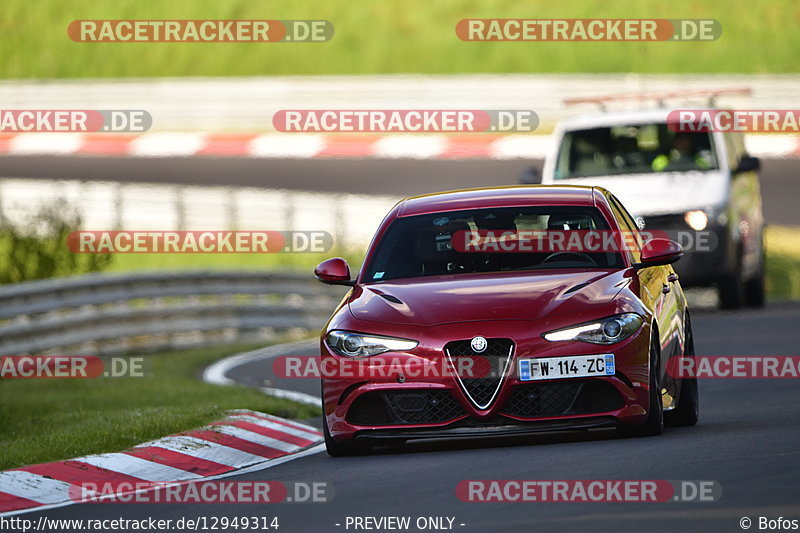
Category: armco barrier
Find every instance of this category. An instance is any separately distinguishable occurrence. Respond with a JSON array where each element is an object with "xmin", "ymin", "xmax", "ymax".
[{"xmin": 0, "ymin": 271, "xmax": 345, "ymax": 356}]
